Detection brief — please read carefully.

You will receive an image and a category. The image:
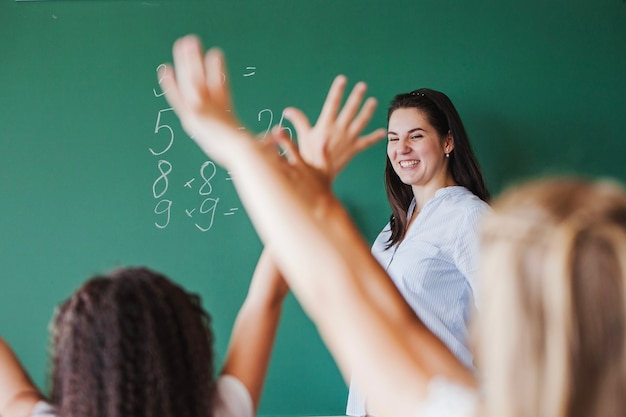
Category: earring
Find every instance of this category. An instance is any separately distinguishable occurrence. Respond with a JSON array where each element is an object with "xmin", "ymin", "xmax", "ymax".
[{"xmin": 445, "ymin": 153, "xmax": 450, "ymax": 158}]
